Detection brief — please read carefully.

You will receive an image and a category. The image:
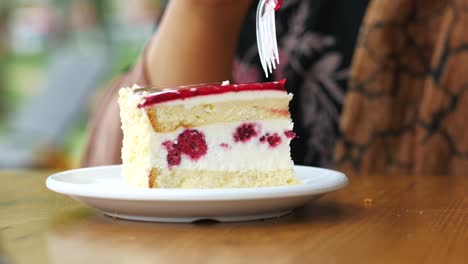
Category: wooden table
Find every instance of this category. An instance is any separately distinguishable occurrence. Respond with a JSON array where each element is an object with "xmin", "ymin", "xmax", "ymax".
[{"xmin": 1, "ymin": 171, "xmax": 467, "ymax": 264}]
